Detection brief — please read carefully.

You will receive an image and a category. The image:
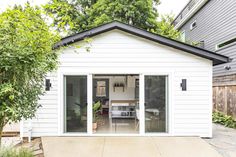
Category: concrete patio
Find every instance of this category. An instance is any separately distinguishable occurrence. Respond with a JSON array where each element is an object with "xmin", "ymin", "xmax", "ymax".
[
  {"xmin": 42, "ymin": 136, "xmax": 222, "ymax": 157},
  {"xmin": 204, "ymin": 124, "xmax": 236, "ymax": 157}
]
